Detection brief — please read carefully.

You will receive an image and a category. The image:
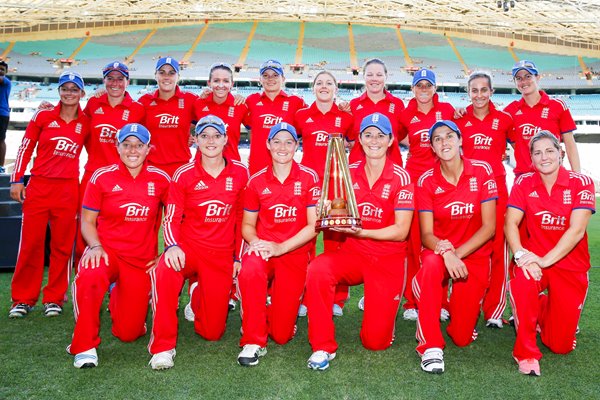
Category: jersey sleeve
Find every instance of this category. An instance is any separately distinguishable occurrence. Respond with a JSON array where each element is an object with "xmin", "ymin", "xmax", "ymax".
[
  {"xmin": 507, "ymin": 178, "xmax": 527, "ymax": 212},
  {"xmin": 162, "ymin": 174, "xmax": 186, "ymax": 248},
  {"xmin": 478, "ymin": 164, "xmax": 498, "ymax": 202},
  {"xmin": 416, "ymin": 175, "xmax": 433, "ymax": 212},
  {"xmin": 243, "ymin": 180, "xmax": 260, "ymax": 212},
  {"xmin": 82, "ymin": 177, "xmax": 103, "ymax": 212},
  {"xmin": 572, "ymin": 174, "xmax": 596, "ymax": 213},
  {"xmin": 558, "ymin": 104, "xmax": 577, "ymax": 134},
  {"xmin": 10, "ymin": 111, "xmax": 44, "ymax": 183},
  {"xmin": 307, "ymin": 177, "xmax": 321, "ymax": 208},
  {"xmin": 395, "ymin": 181, "xmax": 415, "ymax": 210}
]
